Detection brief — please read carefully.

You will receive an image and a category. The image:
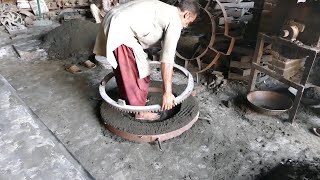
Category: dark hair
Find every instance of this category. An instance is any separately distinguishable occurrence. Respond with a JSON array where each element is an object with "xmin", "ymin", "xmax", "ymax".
[{"xmin": 176, "ymin": 0, "xmax": 200, "ymax": 16}]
